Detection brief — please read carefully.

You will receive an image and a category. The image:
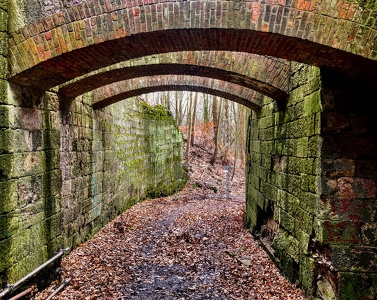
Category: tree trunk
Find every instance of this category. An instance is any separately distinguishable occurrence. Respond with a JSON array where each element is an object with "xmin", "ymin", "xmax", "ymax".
[
  {"xmin": 203, "ymin": 94, "xmax": 209, "ymax": 125},
  {"xmin": 210, "ymin": 97, "xmax": 222, "ymax": 165},
  {"xmin": 175, "ymin": 91, "xmax": 179, "ymax": 125},
  {"xmin": 190, "ymin": 92, "xmax": 198, "ymax": 146},
  {"xmin": 239, "ymin": 106, "xmax": 249, "ymax": 164},
  {"xmin": 224, "ymin": 100, "xmax": 230, "ymax": 164},
  {"xmin": 186, "ymin": 92, "xmax": 194, "ymax": 160},
  {"xmin": 231, "ymin": 102, "xmax": 239, "ymax": 180}
]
